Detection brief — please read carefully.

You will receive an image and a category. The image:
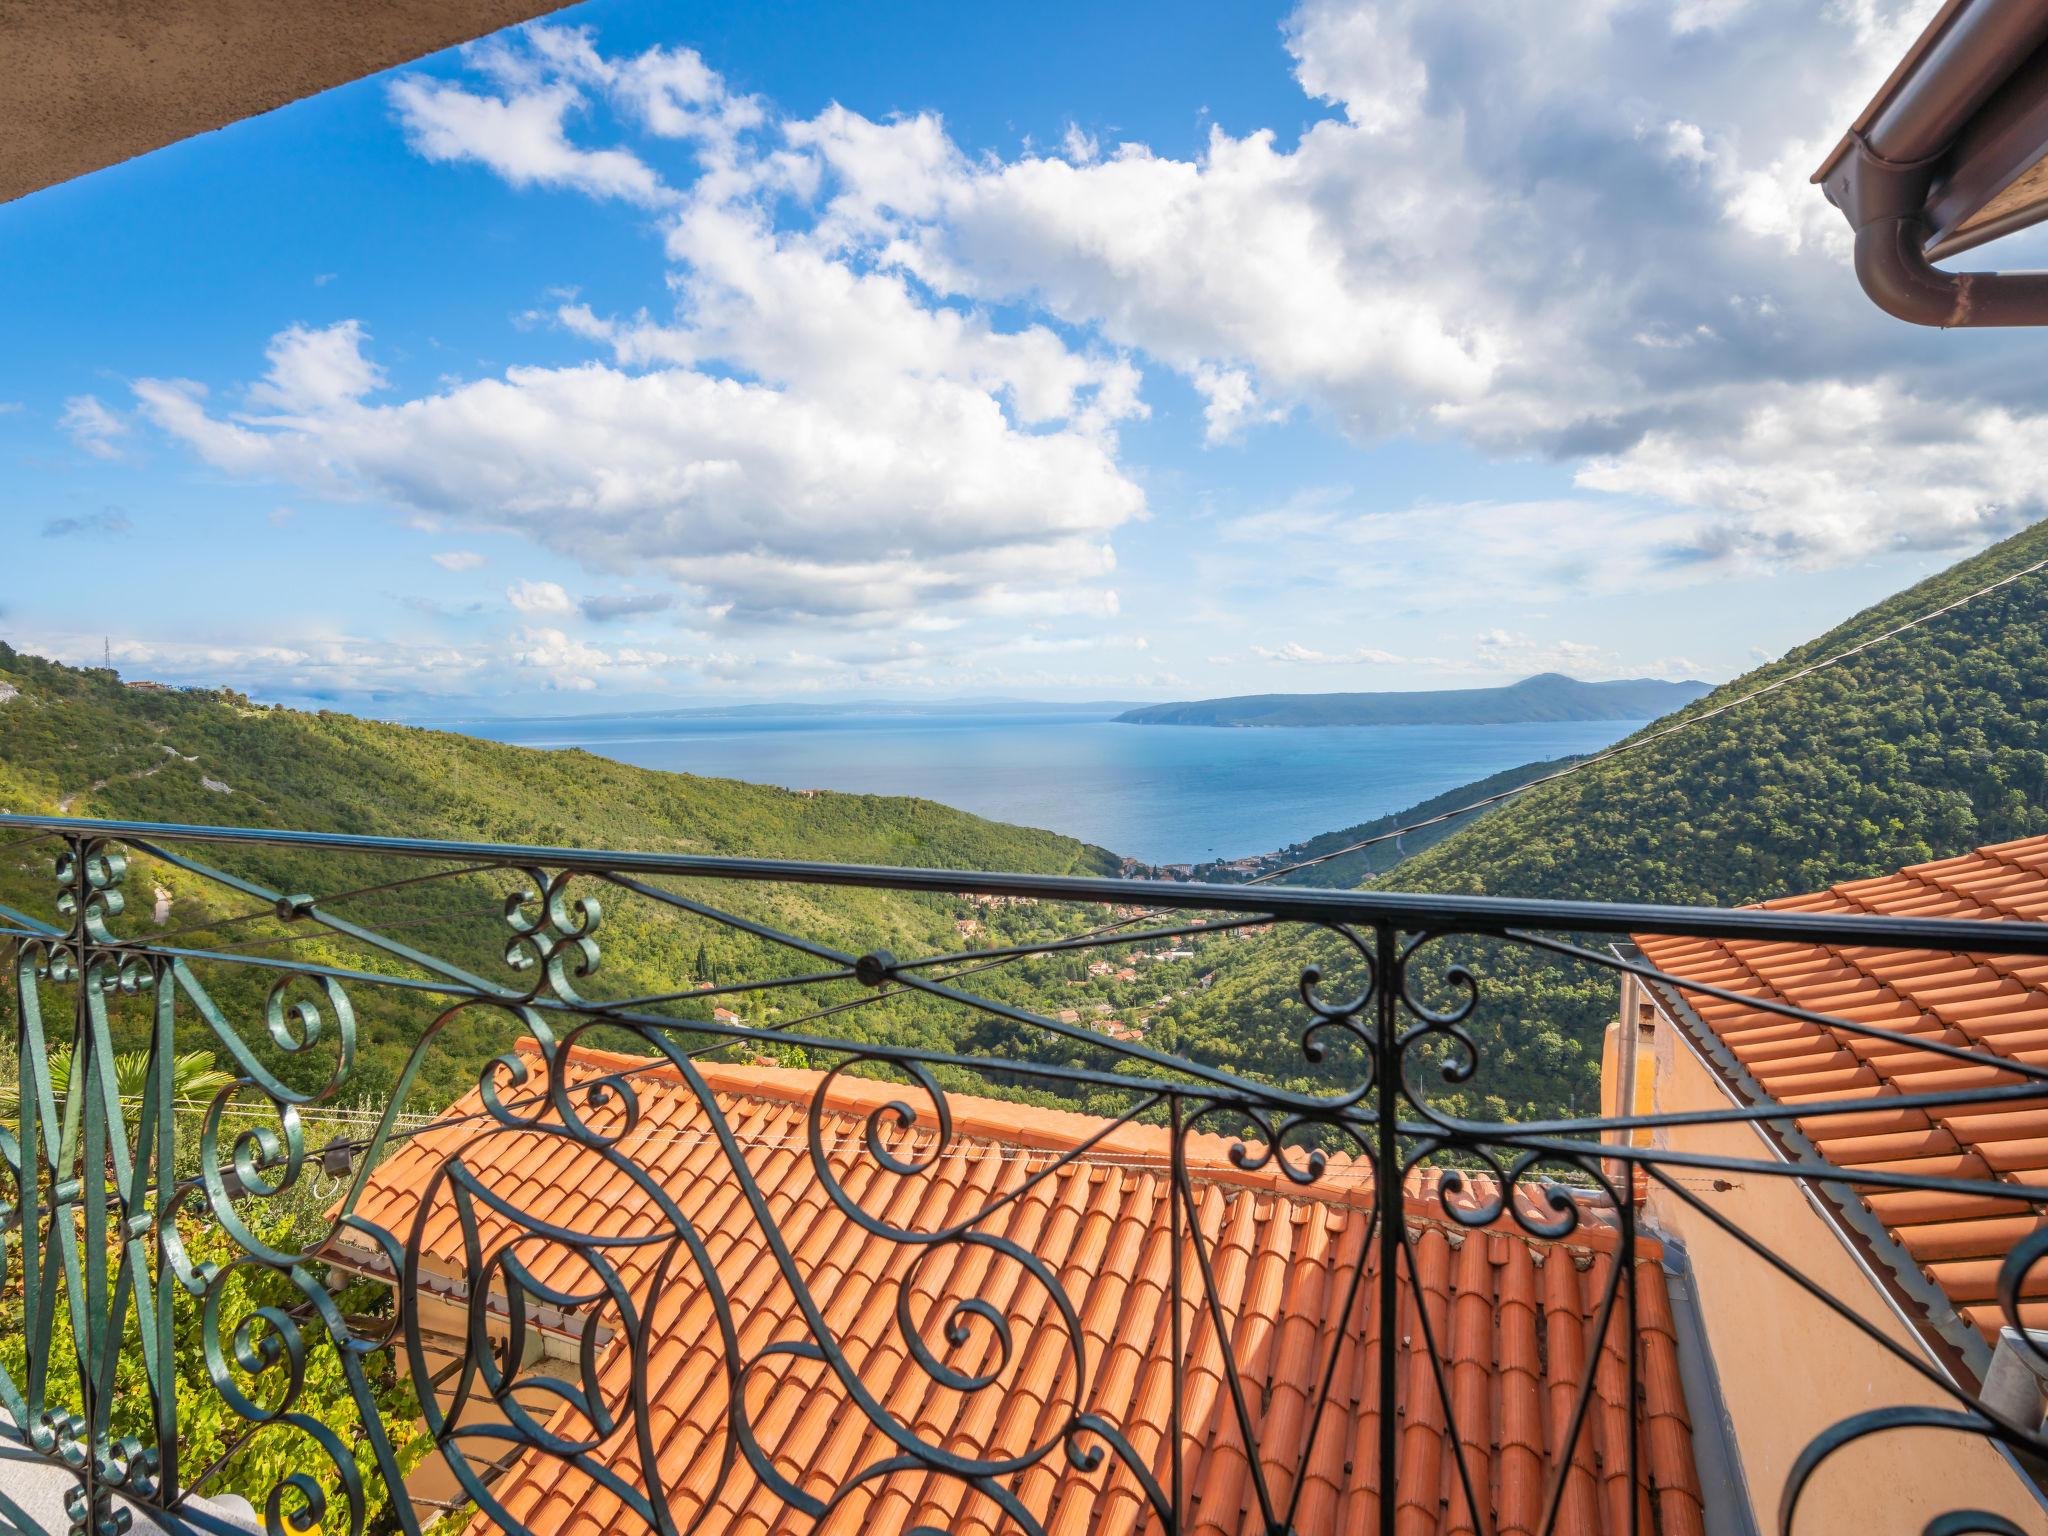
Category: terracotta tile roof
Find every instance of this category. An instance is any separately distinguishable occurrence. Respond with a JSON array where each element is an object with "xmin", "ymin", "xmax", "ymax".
[
  {"xmin": 334, "ymin": 1043, "xmax": 1704, "ymax": 1536},
  {"xmin": 1634, "ymin": 831, "xmax": 2048, "ymax": 1343}
]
